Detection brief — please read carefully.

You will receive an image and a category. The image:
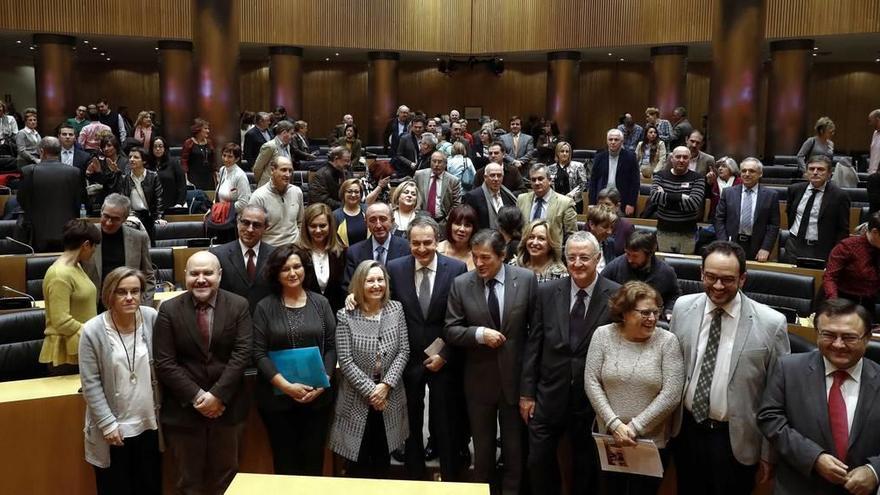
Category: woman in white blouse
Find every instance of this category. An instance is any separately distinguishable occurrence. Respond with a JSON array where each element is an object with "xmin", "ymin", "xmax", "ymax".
[
  {"xmin": 216, "ymin": 142, "xmax": 252, "ymax": 214},
  {"xmin": 296, "ymin": 202, "xmax": 347, "ymax": 313},
  {"xmin": 79, "ymin": 267, "xmax": 161, "ymax": 494}
]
